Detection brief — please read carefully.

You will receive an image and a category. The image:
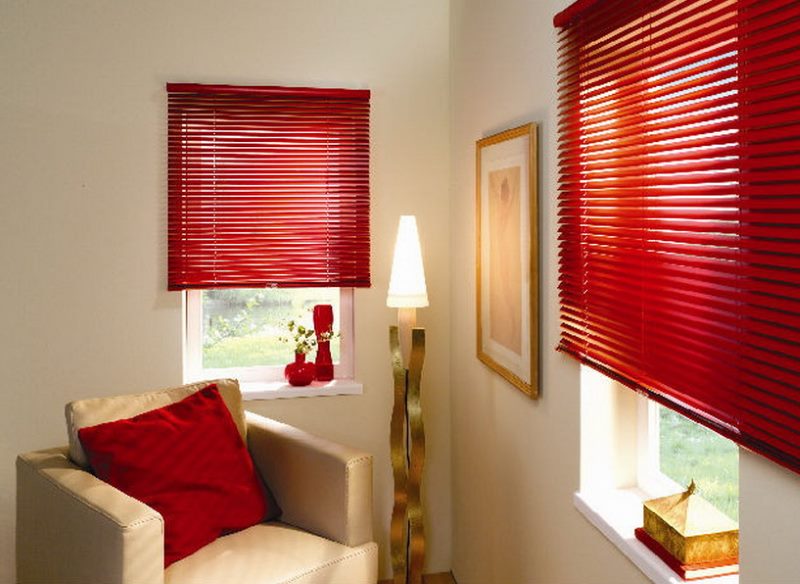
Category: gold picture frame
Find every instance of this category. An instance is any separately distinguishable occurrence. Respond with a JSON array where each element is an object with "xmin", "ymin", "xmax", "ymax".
[{"xmin": 476, "ymin": 123, "xmax": 539, "ymax": 398}]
